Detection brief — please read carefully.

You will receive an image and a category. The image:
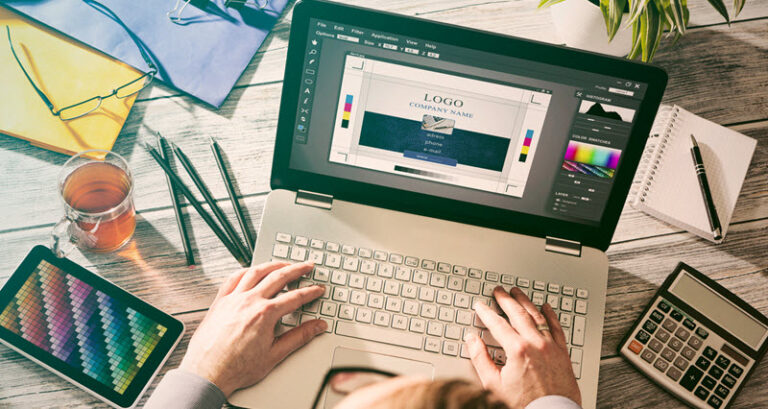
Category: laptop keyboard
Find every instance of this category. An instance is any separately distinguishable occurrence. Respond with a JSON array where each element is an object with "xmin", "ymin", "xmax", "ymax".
[{"xmin": 272, "ymin": 233, "xmax": 589, "ymax": 378}]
